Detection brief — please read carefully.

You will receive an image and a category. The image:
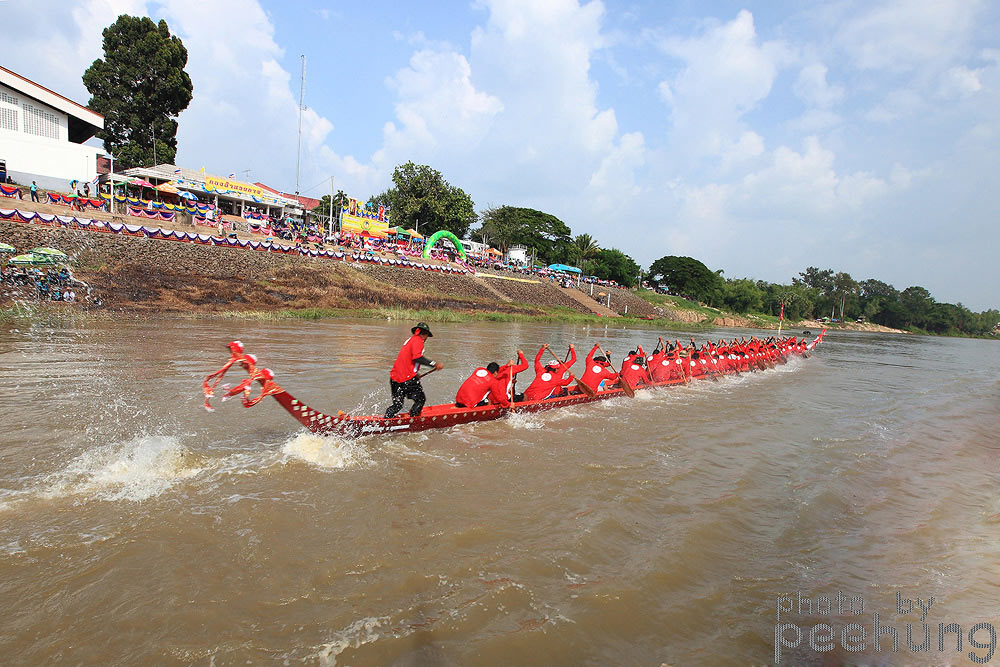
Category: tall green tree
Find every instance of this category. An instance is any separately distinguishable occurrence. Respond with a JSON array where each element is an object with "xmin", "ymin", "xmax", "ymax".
[
  {"xmin": 83, "ymin": 15, "xmax": 193, "ymax": 169},
  {"xmin": 832, "ymin": 271, "xmax": 858, "ymax": 321},
  {"xmin": 721, "ymin": 278, "xmax": 764, "ymax": 314},
  {"xmin": 583, "ymin": 248, "xmax": 641, "ymax": 287},
  {"xmin": 472, "ymin": 206, "xmax": 573, "ymax": 265},
  {"xmin": 471, "ymin": 205, "xmax": 518, "ymax": 254},
  {"xmin": 371, "ymin": 162, "xmax": 477, "ymax": 238},
  {"xmin": 647, "ymin": 255, "xmax": 723, "ymax": 304}
]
